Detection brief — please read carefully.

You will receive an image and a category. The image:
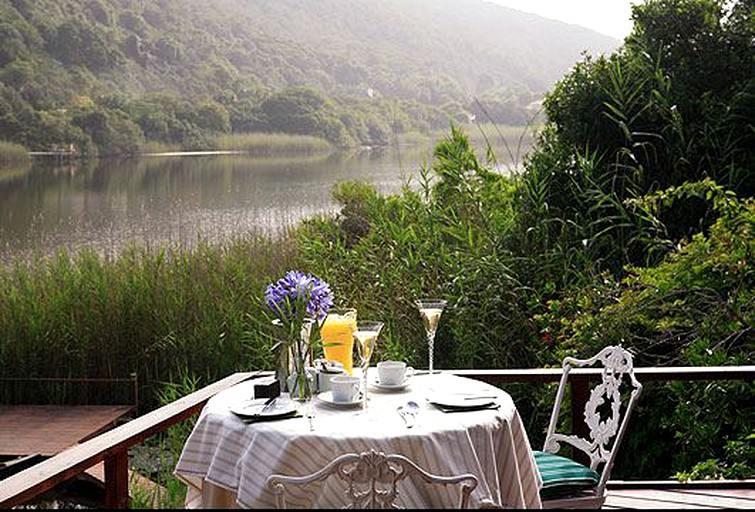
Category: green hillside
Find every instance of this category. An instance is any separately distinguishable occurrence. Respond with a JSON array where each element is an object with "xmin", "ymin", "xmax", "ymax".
[{"xmin": 0, "ymin": 0, "xmax": 619, "ymax": 155}]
